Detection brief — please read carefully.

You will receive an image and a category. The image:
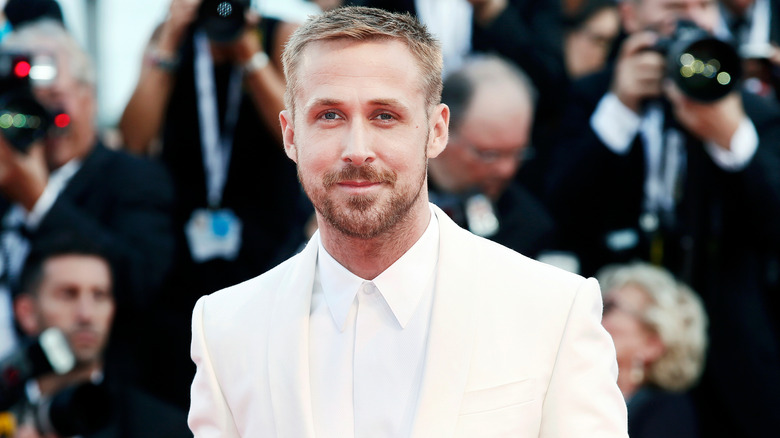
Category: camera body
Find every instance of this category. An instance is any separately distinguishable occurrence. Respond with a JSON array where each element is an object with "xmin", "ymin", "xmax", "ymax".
[
  {"xmin": 0, "ymin": 51, "xmax": 58, "ymax": 152},
  {"xmin": 197, "ymin": 0, "xmax": 251, "ymax": 43},
  {"xmin": 34, "ymin": 380, "xmax": 112, "ymax": 436},
  {"xmin": 653, "ymin": 20, "xmax": 743, "ymax": 102}
]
